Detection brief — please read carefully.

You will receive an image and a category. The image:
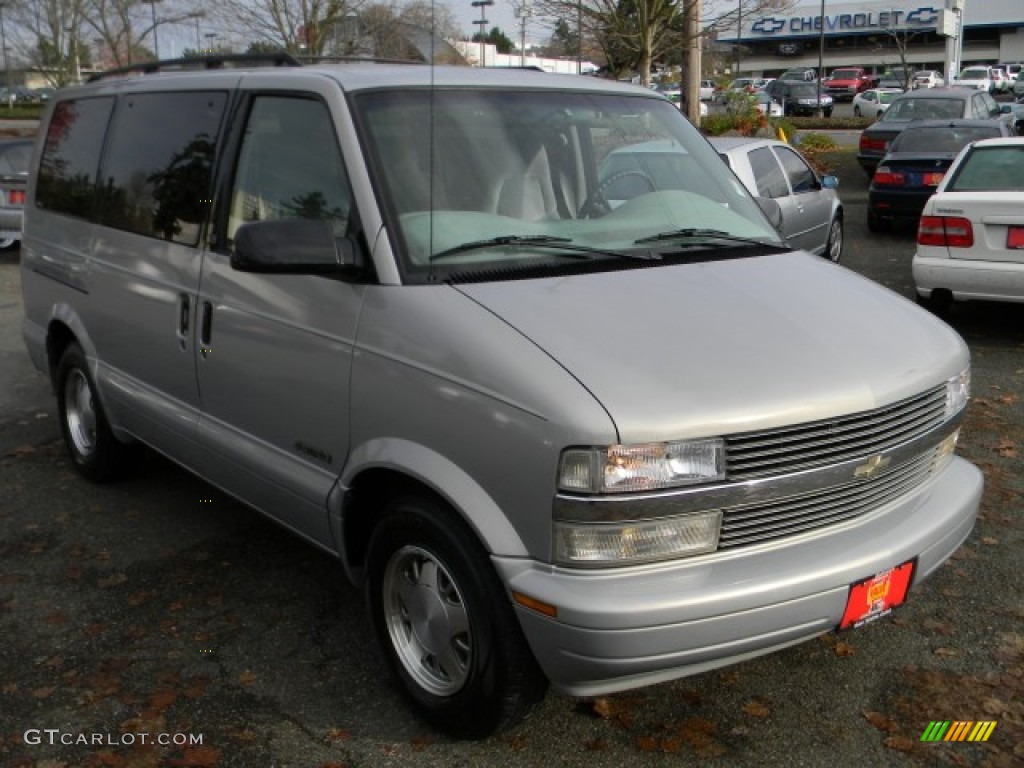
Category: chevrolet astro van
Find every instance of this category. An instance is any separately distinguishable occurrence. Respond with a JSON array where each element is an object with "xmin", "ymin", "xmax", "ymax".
[{"xmin": 21, "ymin": 56, "xmax": 982, "ymax": 738}]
